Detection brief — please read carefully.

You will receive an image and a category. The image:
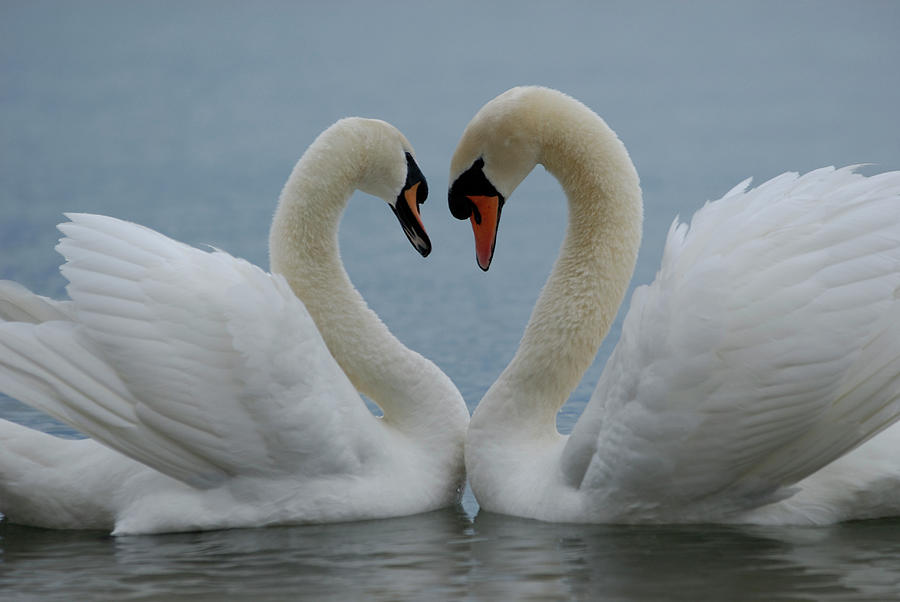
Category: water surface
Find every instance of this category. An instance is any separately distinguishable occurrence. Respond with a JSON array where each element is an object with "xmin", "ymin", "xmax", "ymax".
[{"xmin": 3, "ymin": 512, "xmax": 900, "ymax": 600}]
